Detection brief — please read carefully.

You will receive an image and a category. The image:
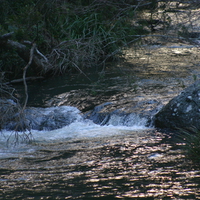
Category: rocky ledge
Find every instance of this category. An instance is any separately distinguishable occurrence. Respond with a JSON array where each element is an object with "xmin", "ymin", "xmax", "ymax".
[{"xmin": 155, "ymin": 80, "xmax": 200, "ymax": 130}]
